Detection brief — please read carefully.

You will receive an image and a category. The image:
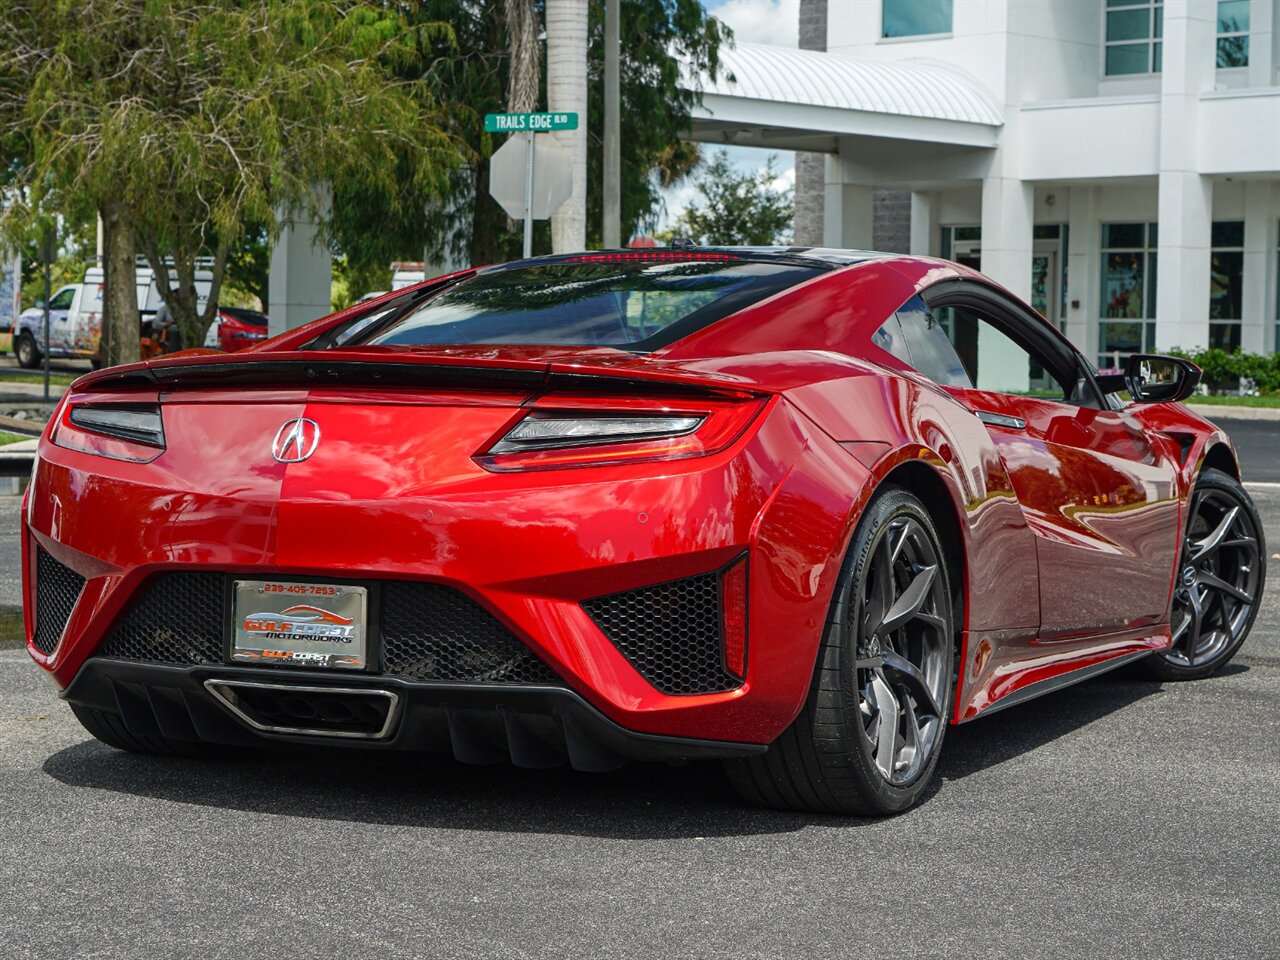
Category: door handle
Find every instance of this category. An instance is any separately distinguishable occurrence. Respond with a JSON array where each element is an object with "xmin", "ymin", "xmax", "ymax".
[{"xmin": 976, "ymin": 410, "xmax": 1027, "ymax": 430}]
